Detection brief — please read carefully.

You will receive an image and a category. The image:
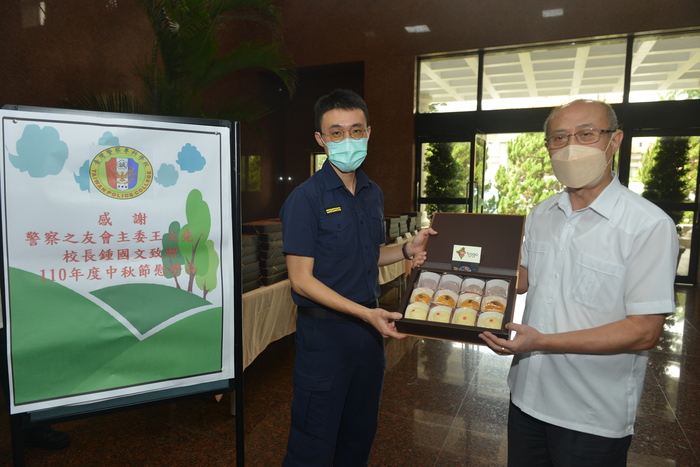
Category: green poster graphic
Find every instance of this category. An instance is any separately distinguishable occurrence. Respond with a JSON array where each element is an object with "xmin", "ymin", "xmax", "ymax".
[{"xmin": 0, "ymin": 109, "xmax": 235, "ymax": 414}]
